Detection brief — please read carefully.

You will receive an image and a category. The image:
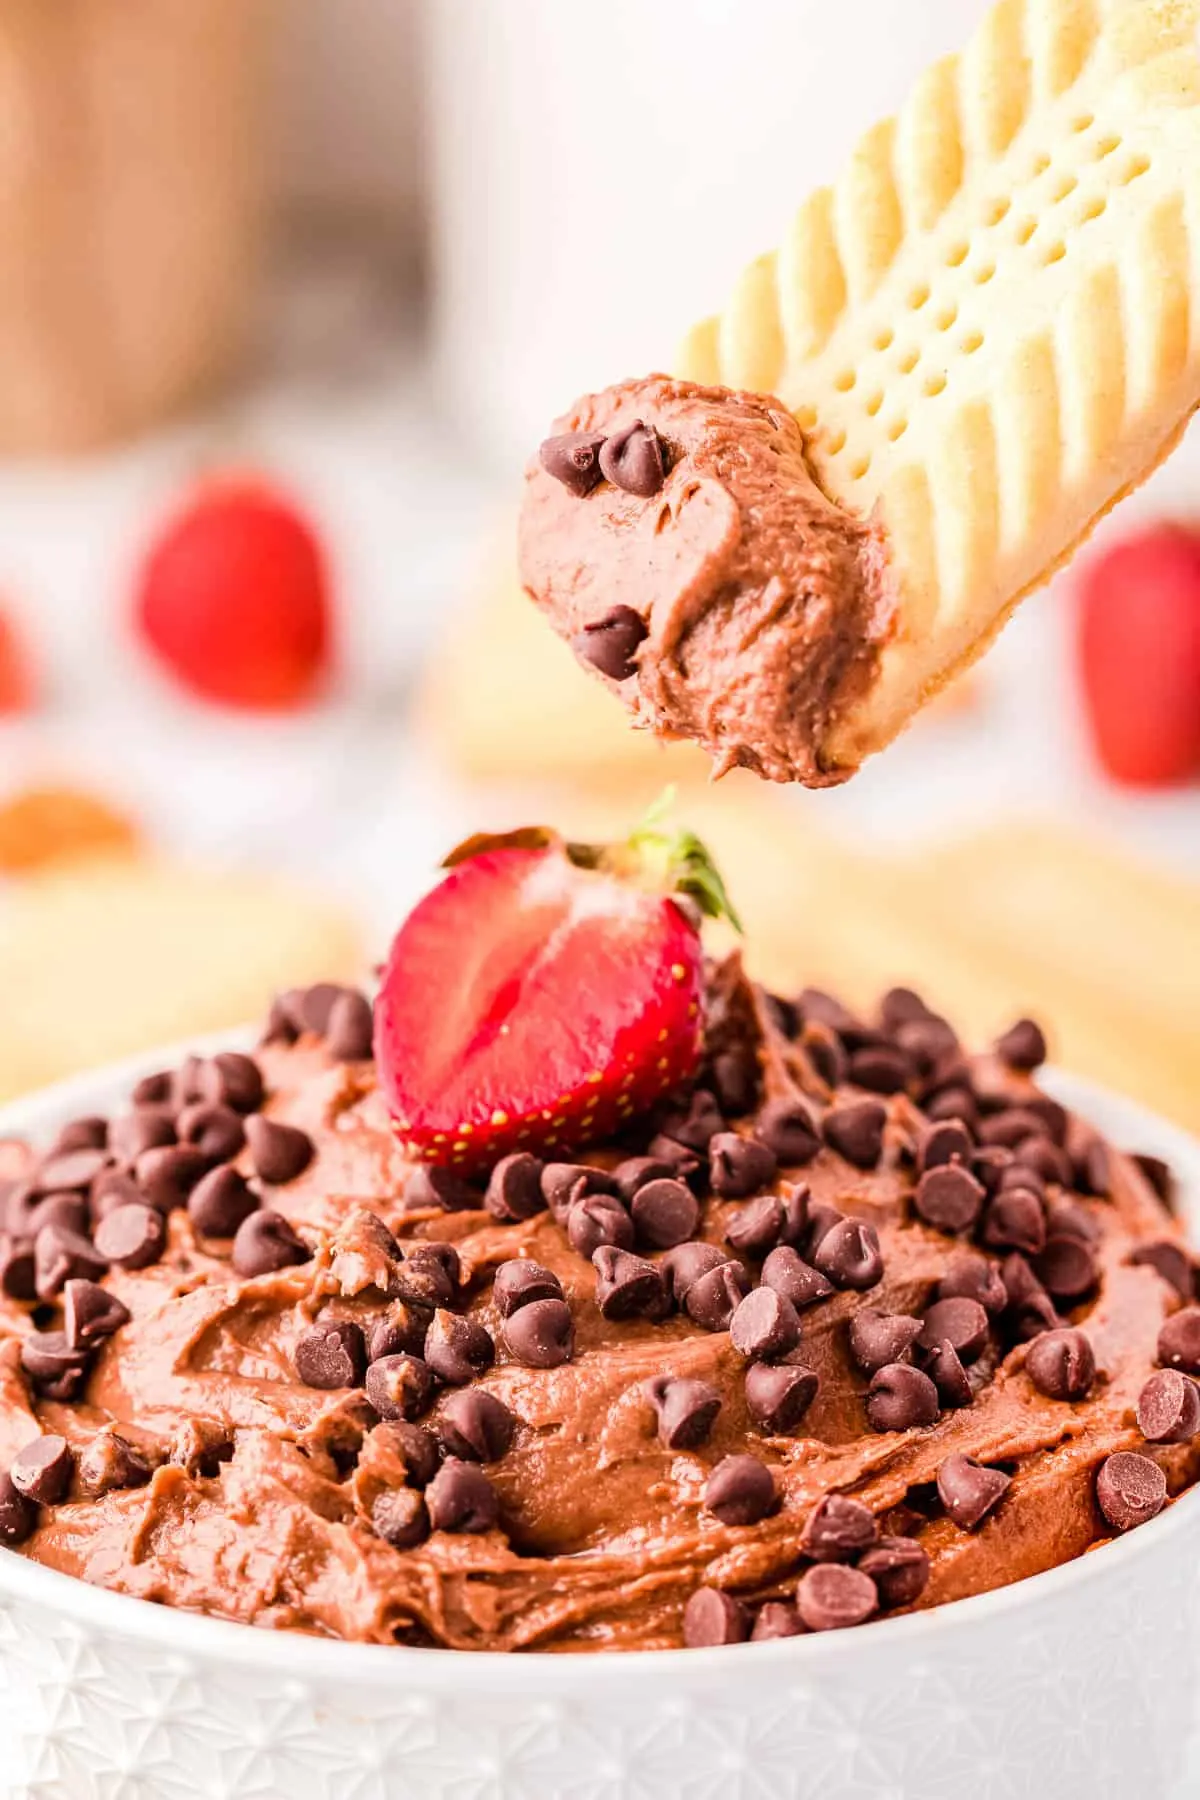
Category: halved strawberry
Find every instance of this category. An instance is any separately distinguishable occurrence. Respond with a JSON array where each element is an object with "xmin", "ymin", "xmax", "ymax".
[{"xmin": 374, "ymin": 809, "xmax": 739, "ymax": 1171}]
